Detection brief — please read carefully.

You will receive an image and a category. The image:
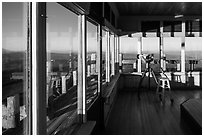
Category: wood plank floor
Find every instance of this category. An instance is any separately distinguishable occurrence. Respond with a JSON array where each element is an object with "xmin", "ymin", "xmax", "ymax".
[{"xmin": 103, "ymin": 88, "xmax": 202, "ymax": 135}]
